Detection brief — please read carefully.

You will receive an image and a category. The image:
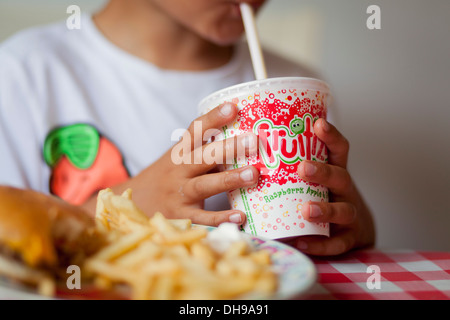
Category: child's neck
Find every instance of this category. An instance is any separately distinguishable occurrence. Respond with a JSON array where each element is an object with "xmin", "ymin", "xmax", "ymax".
[{"xmin": 93, "ymin": 1, "xmax": 234, "ymax": 71}]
